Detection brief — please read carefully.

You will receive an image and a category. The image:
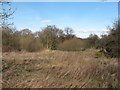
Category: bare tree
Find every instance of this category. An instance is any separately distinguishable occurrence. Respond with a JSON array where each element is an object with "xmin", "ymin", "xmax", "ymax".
[
  {"xmin": 40, "ymin": 25, "xmax": 63, "ymax": 50},
  {"xmin": 64, "ymin": 27, "xmax": 75, "ymax": 40},
  {"xmin": 0, "ymin": 0, "xmax": 15, "ymax": 27},
  {"xmin": 64, "ymin": 27, "xmax": 73, "ymax": 35}
]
